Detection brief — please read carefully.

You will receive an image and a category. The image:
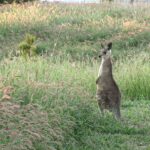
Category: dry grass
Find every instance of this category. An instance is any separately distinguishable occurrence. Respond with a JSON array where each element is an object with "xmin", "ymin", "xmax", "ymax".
[
  {"xmin": 0, "ymin": 102, "xmax": 64, "ymax": 150},
  {"xmin": 0, "ymin": 3, "xmax": 58, "ymax": 27},
  {"xmin": 0, "ymin": 2, "xmax": 150, "ymax": 60}
]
